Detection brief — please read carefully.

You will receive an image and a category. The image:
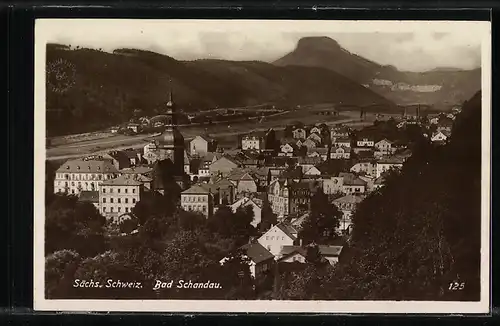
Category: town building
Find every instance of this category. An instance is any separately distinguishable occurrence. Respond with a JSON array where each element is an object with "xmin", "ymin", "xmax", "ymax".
[
  {"xmin": 333, "ymin": 137, "xmax": 351, "ymax": 148},
  {"xmin": 431, "ymin": 130, "xmax": 451, "ymax": 143},
  {"xmin": 302, "ymin": 138, "xmax": 320, "ymax": 150},
  {"xmin": 330, "ymin": 146, "xmax": 351, "ymax": 159},
  {"xmin": 220, "ymin": 243, "xmax": 274, "ymax": 280},
  {"xmin": 257, "ymin": 222, "xmax": 299, "ymax": 257},
  {"xmin": 209, "ymin": 156, "xmax": 239, "ymax": 178},
  {"xmin": 333, "ymin": 194, "xmax": 365, "ymax": 234},
  {"xmin": 376, "ymin": 157, "xmax": 404, "ymax": 178},
  {"xmin": 279, "ymin": 142, "xmax": 296, "ymax": 157},
  {"xmin": 268, "ymin": 179, "xmax": 314, "ymax": 218},
  {"xmin": 292, "ymin": 128, "xmax": 307, "ymax": 139},
  {"xmin": 330, "ymin": 126, "xmax": 350, "ymax": 141},
  {"xmin": 307, "ymin": 132, "xmax": 323, "ymax": 144},
  {"xmin": 340, "ymin": 172, "xmax": 367, "ymax": 194},
  {"xmin": 241, "ymin": 135, "xmax": 264, "ymax": 151},
  {"xmin": 374, "ymin": 139, "xmax": 395, "ymax": 155},
  {"xmin": 189, "ymin": 135, "xmax": 217, "ymax": 157},
  {"xmin": 99, "ymin": 175, "xmax": 143, "ymax": 220},
  {"xmin": 54, "ymin": 159, "xmax": 119, "ymax": 195},
  {"xmin": 180, "ymin": 184, "xmax": 214, "ymax": 218},
  {"xmin": 230, "ymin": 196, "xmax": 262, "ymax": 227},
  {"xmin": 350, "ymin": 161, "xmax": 376, "ymax": 177},
  {"xmin": 356, "ymin": 138, "xmax": 375, "ymax": 147}
]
